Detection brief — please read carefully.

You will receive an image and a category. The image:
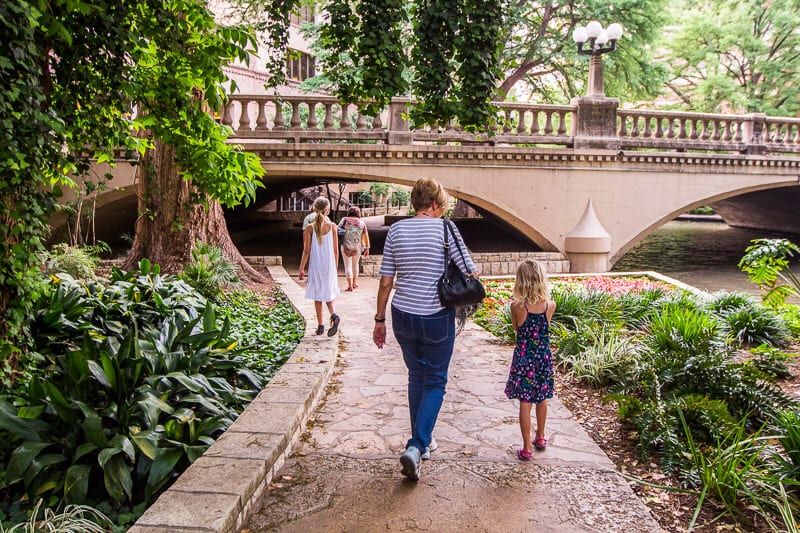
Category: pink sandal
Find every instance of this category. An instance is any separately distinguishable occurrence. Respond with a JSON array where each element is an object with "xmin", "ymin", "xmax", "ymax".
[
  {"xmin": 534, "ymin": 438, "xmax": 547, "ymax": 450},
  {"xmin": 516, "ymin": 448, "xmax": 533, "ymax": 461}
]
